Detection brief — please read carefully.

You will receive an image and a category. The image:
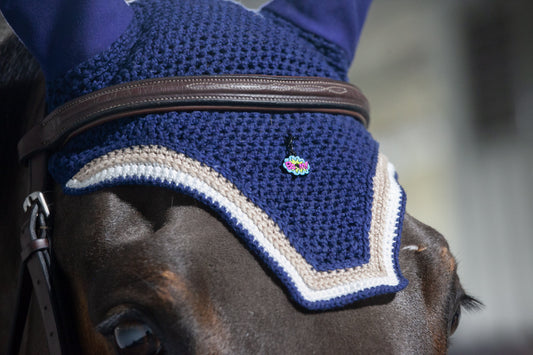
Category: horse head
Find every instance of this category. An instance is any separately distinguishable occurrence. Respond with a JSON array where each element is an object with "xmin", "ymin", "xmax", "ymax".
[{"xmin": 0, "ymin": 0, "xmax": 478, "ymax": 353}]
